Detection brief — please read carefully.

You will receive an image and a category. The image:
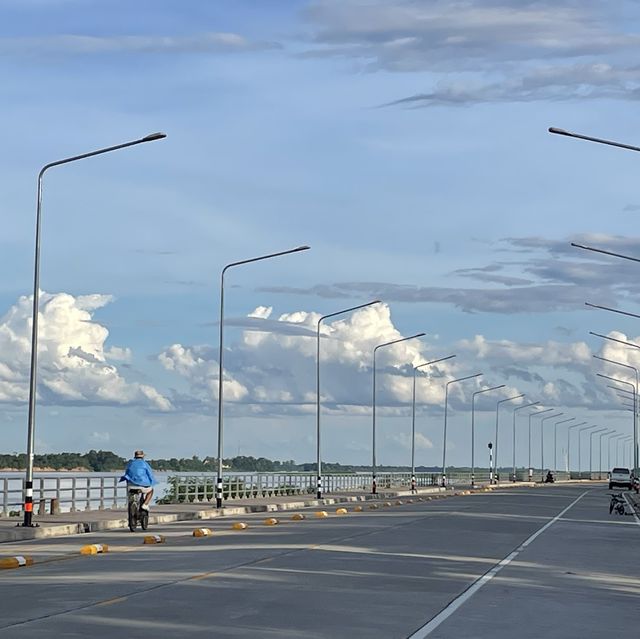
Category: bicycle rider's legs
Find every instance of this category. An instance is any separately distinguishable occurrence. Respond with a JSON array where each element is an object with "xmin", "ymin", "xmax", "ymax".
[{"xmin": 127, "ymin": 484, "xmax": 153, "ymax": 509}]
